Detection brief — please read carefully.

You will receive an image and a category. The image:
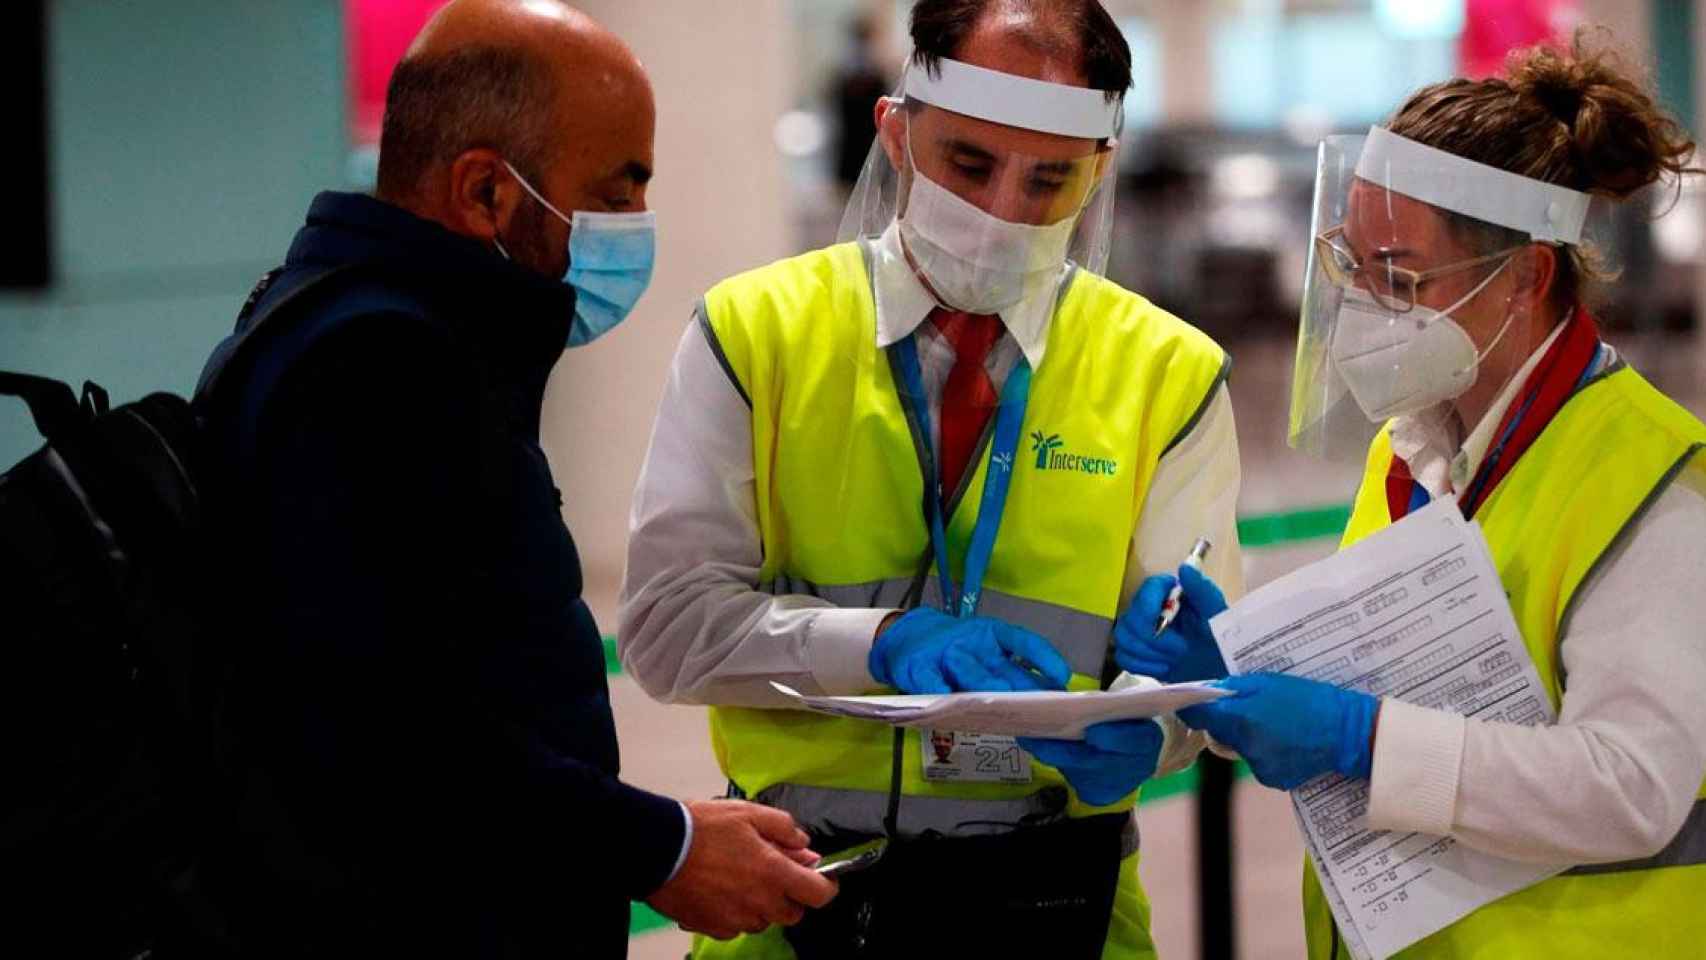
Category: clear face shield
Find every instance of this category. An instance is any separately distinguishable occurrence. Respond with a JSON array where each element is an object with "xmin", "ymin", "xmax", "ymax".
[
  {"xmin": 838, "ymin": 56, "xmax": 1124, "ymax": 314},
  {"xmin": 1288, "ymin": 127, "xmax": 1592, "ymax": 458}
]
